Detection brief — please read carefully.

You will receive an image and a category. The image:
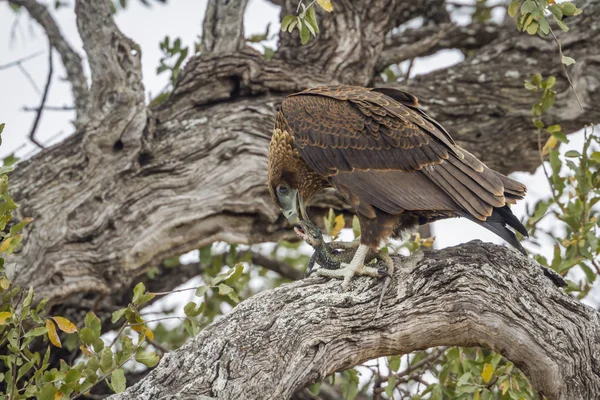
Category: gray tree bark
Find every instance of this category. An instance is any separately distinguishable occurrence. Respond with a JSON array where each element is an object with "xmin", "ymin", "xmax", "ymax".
[
  {"xmin": 4, "ymin": 0, "xmax": 600, "ymax": 397},
  {"xmin": 109, "ymin": 242, "xmax": 600, "ymax": 400}
]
